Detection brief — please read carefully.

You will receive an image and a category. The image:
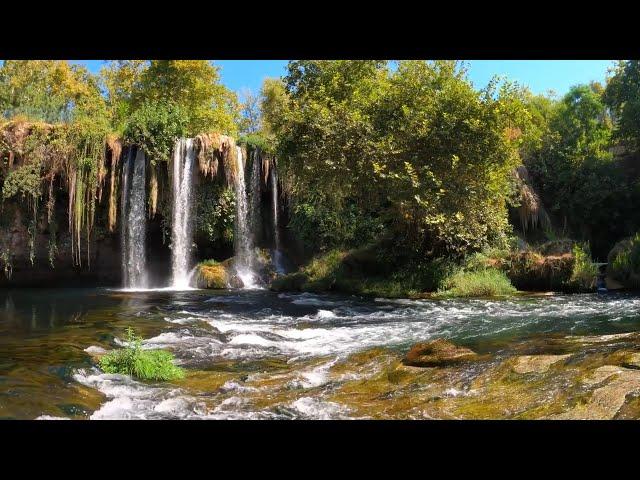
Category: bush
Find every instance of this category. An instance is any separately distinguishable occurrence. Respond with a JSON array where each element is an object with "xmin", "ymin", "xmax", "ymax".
[
  {"xmin": 502, "ymin": 250, "xmax": 574, "ymax": 291},
  {"xmin": 124, "ymin": 101, "xmax": 188, "ymax": 164},
  {"xmin": 270, "ymin": 245, "xmax": 456, "ymax": 298},
  {"xmin": 608, "ymin": 233, "xmax": 640, "ymax": 289},
  {"xmin": 436, "ymin": 268, "xmax": 517, "ymax": 298},
  {"xmin": 195, "ymin": 183, "xmax": 235, "ymax": 246},
  {"xmin": 566, "ymin": 243, "xmax": 597, "ymax": 291},
  {"xmin": 99, "ymin": 328, "xmax": 185, "ymax": 382}
]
